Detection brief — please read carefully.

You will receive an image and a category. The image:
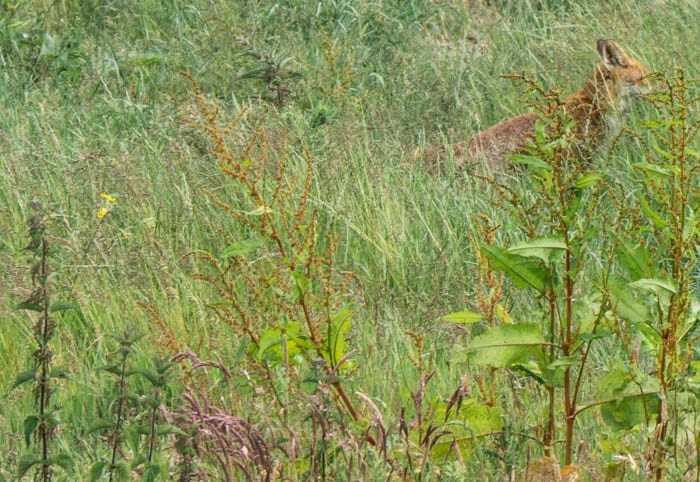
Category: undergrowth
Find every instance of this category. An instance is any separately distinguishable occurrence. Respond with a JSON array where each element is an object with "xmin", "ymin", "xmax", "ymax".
[{"xmin": 1, "ymin": 1, "xmax": 698, "ymax": 480}]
